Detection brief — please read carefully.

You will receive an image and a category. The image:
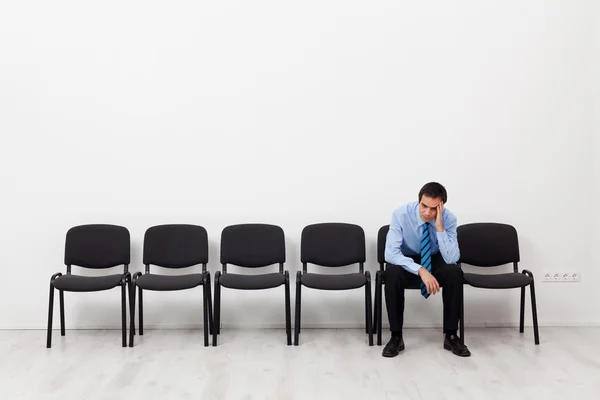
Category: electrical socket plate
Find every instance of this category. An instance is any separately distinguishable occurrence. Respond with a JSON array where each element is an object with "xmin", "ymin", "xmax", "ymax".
[{"xmin": 542, "ymin": 271, "xmax": 581, "ymax": 282}]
